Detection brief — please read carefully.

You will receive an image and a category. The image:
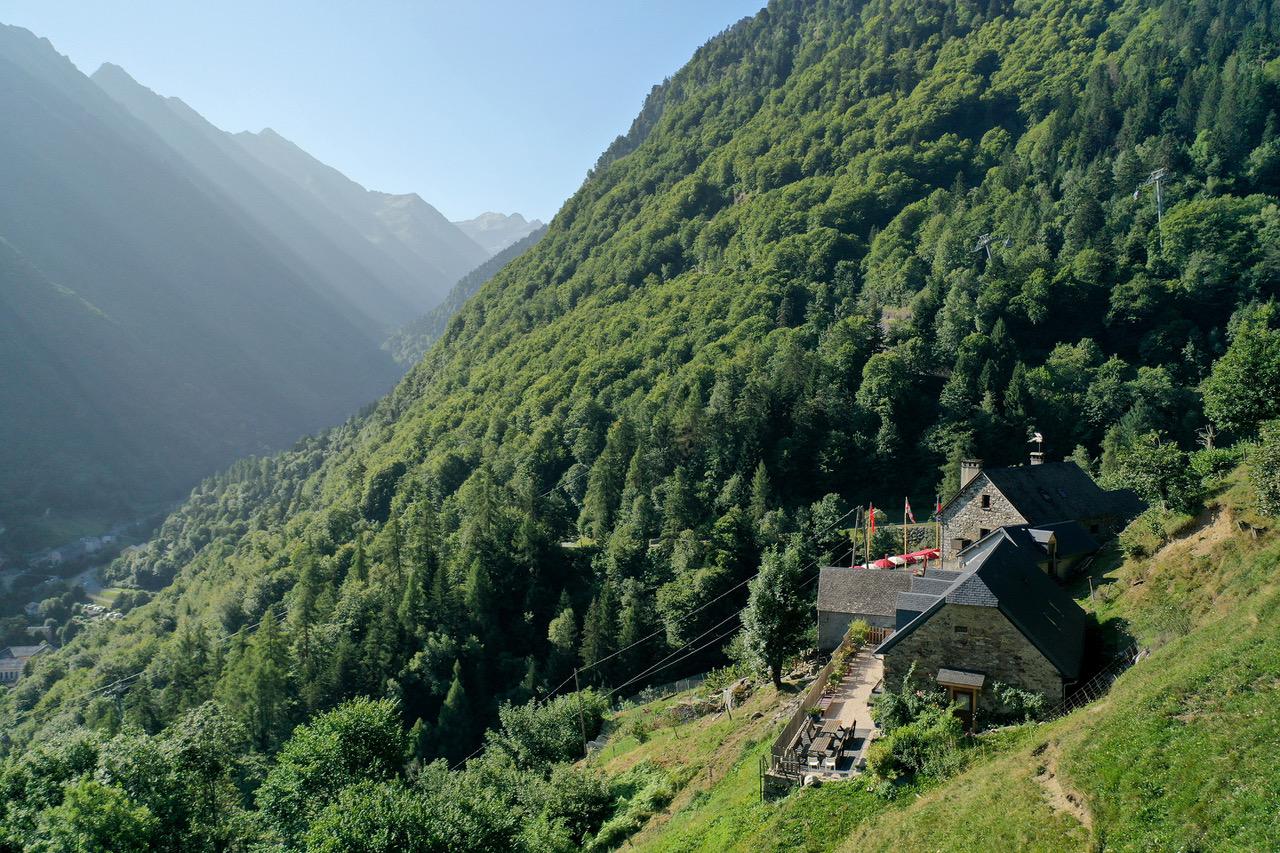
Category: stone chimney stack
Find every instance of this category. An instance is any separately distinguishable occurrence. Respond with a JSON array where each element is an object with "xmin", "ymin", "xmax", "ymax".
[{"xmin": 959, "ymin": 458, "xmax": 983, "ymax": 489}]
